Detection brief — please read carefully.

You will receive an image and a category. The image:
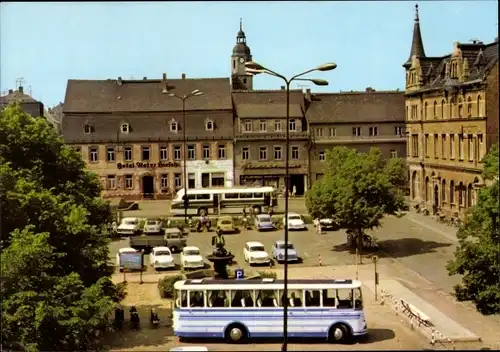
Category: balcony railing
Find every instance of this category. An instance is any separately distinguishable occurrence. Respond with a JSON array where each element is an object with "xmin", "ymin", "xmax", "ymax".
[
  {"xmin": 235, "ymin": 132, "xmax": 309, "ymax": 140},
  {"xmin": 313, "ymin": 135, "xmax": 406, "ymax": 144}
]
